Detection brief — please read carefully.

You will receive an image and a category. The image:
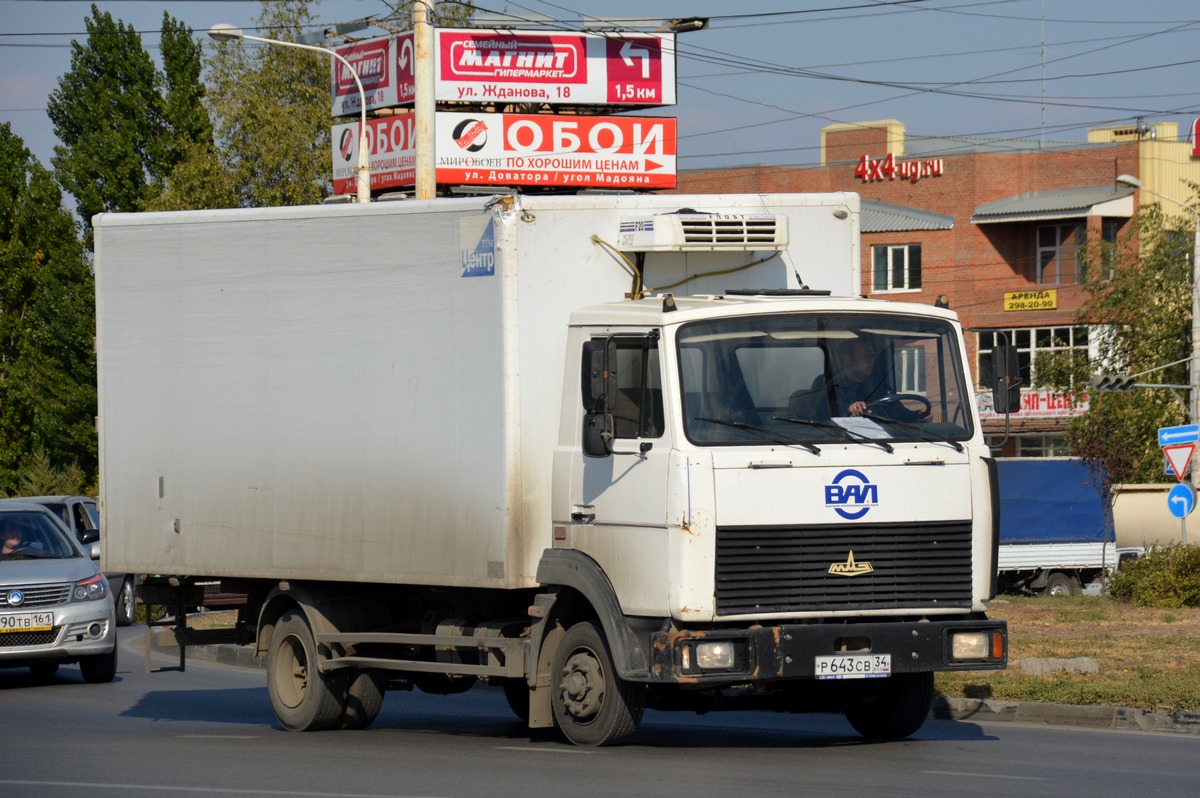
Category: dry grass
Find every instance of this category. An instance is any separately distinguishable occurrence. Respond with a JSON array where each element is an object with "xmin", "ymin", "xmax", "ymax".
[{"xmin": 936, "ymin": 595, "xmax": 1200, "ymax": 712}]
